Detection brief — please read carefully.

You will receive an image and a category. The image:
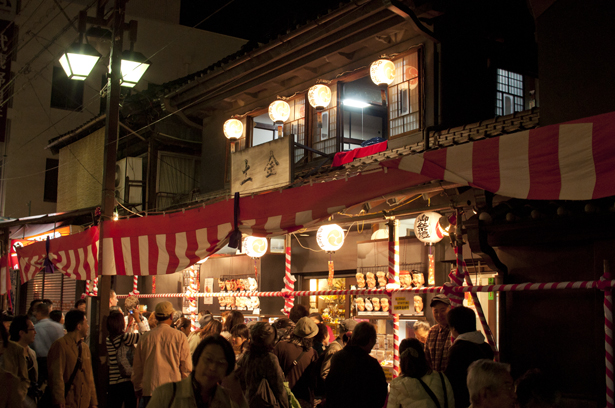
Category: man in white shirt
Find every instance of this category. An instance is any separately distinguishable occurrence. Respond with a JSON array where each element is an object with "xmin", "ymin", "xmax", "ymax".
[
  {"xmin": 31, "ymin": 302, "xmax": 64, "ymax": 387},
  {"xmin": 132, "ymin": 301, "xmax": 191, "ymax": 407}
]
